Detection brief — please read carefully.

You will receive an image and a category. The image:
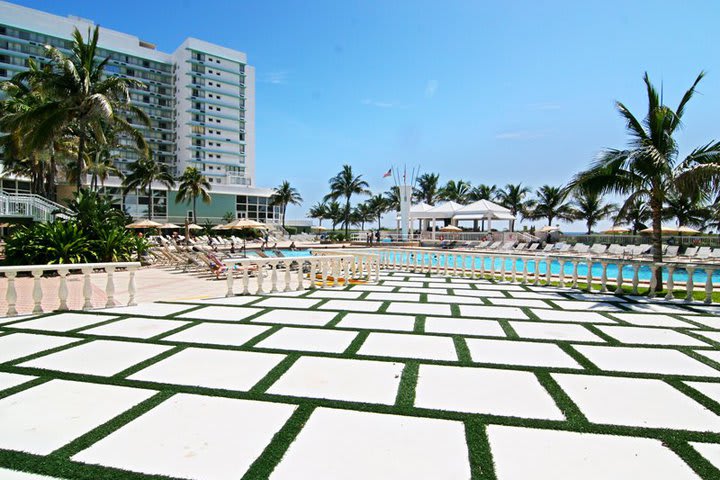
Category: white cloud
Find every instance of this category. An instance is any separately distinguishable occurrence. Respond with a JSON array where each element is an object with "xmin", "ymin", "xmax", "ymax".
[
  {"xmin": 362, "ymin": 99, "xmax": 399, "ymax": 108},
  {"xmin": 260, "ymin": 71, "xmax": 289, "ymax": 84},
  {"xmin": 495, "ymin": 131, "xmax": 545, "ymax": 140},
  {"xmin": 424, "ymin": 79, "xmax": 438, "ymax": 98}
]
